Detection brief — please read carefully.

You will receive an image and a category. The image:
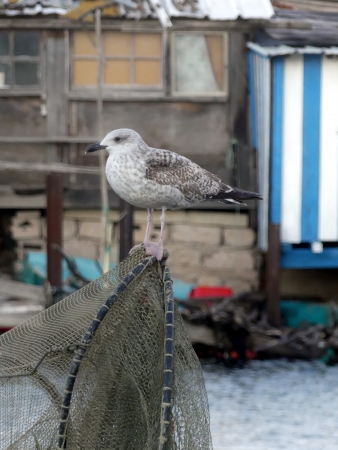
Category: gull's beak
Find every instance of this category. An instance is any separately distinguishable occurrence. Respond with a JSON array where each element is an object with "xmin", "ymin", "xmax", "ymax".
[{"xmin": 85, "ymin": 142, "xmax": 107, "ymax": 154}]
